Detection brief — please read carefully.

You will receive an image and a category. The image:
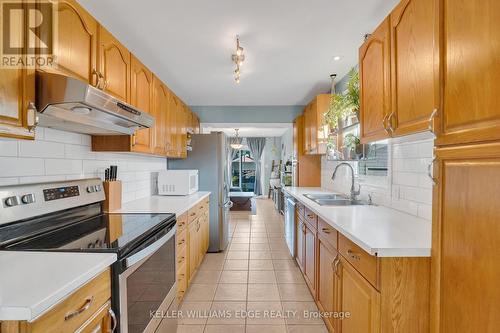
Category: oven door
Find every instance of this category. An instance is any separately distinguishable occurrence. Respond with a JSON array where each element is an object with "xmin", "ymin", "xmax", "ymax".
[{"xmin": 118, "ymin": 223, "xmax": 176, "ymax": 333}]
